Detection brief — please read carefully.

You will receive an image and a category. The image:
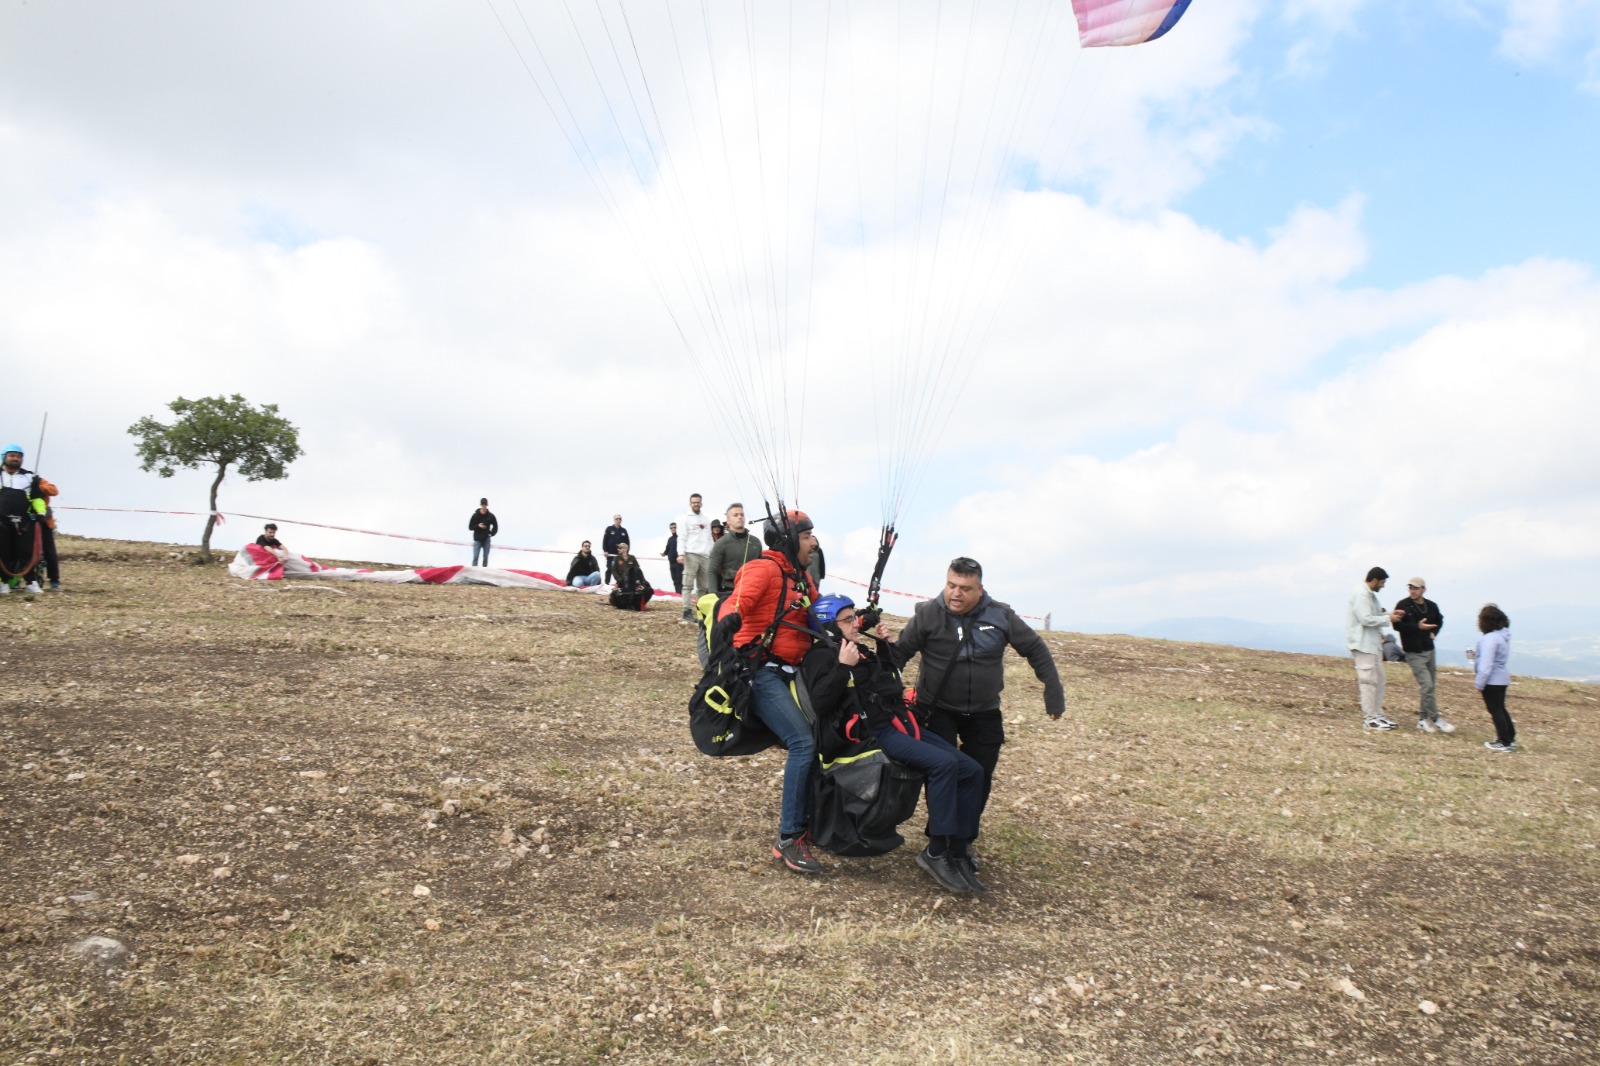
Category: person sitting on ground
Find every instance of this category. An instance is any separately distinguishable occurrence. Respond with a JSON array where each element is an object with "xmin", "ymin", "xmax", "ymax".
[
  {"xmin": 566, "ymin": 540, "xmax": 603, "ymax": 588},
  {"xmin": 607, "ymin": 542, "xmax": 653, "ymax": 611},
  {"xmin": 804, "ymin": 594, "xmax": 988, "ymax": 894},
  {"xmin": 254, "ymin": 523, "xmax": 289, "ymax": 561}
]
